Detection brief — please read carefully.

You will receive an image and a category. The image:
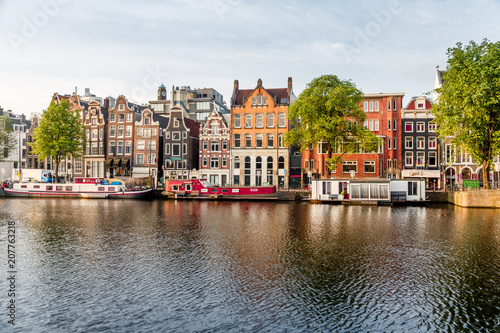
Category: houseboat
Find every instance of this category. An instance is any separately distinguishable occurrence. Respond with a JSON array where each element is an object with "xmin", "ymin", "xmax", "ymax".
[
  {"xmin": 164, "ymin": 179, "xmax": 278, "ymax": 200},
  {"xmin": 4, "ymin": 177, "xmax": 152, "ymax": 199},
  {"xmin": 310, "ymin": 179, "xmax": 426, "ymax": 204}
]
